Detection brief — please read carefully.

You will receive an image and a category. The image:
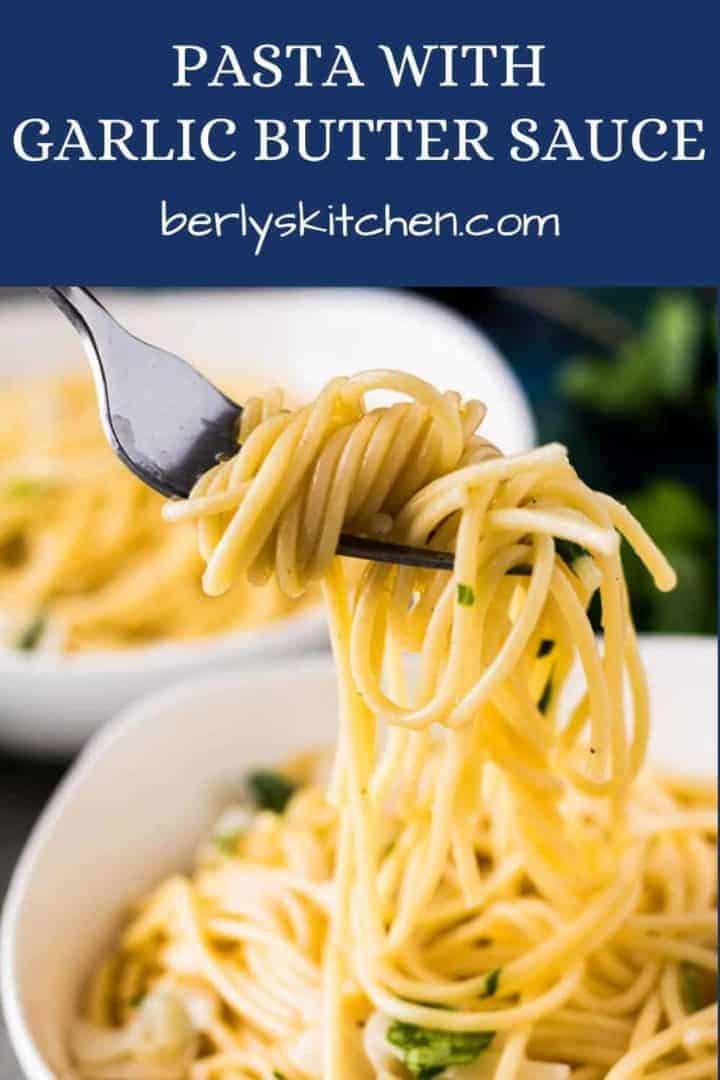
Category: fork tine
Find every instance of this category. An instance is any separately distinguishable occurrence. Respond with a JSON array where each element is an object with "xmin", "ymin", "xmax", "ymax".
[{"xmin": 41, "ymin": 287, "xmax": 456, "ymax": 573}]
